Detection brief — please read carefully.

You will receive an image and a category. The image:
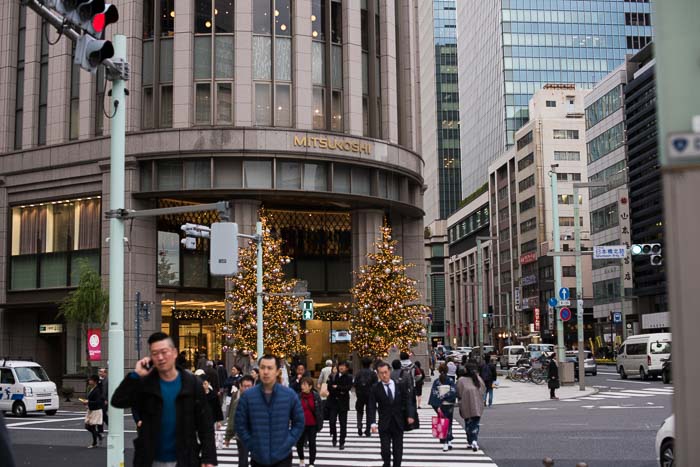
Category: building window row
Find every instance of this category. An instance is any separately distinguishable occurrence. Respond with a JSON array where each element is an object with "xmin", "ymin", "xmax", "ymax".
[
  {"xmin": 142, "ymin": 0, "xmax": 175, "ymax": 129},
  {"xmin": 14, "ymin": 5, "xmax": 26, "ymax": 150},
  {"xmin": 626, "ymin": 35, "xmax": 652, "ymax": 50},
  {"xmin": 557, "ymin": 194, "xmax": 583, "ymax": 205},
  {"xmin": 312, "ymin": 0, "xmax": 344, "ymax": 132},
  {"xmin": 10, "ymin": 198, "xmax": 101, "ymax": 290},
  {"xmin": 590, "ymin": 202, "xmax": 619, "ymax": 234},
  {"xmin": 554, "ymin": 150, "xmax": 580, "ymax": 161},
  {"xmin": 562, "ymin": 266, "xmax": 576, "ymax": 277},
  {"xmin": 518, "ymin": 152, "xmax": 534, "ymax": 171},
  {"xmin": 518, "ymin": 174, "xmax": 535, "ymax": 192},
  {"xmin": 589, "ymin": 160, "xmax": 626, "ymax": 198},
  {"xmin": 585, "ymin": 86, "xmax": 621, "ymax": 129},
  {"xmin": 594, "ymin": 278, "xmax": 620, "ymax": 305},
  {"xmin": 520, "ymin": 239, "xmax": 537, "ymax": 255},
  {"xmin": 520, "ymin": 217, "xmax": 537, "ymax": 233},
  {"xmin": 588, "ymin": 122, "xmax": 624, "ymax": 163},
  {"xmin": 553, "ymin": 129, "xmax": 579, "ymax": 140},
  {"xmin": 516, "ymin": 130, "xmax": 533, "ymax": 150},
  {"xmin": 519, "ymin": 196, "xmax": 536, "ymax": 213},
  {"xmin": 559, "ymin": 216, "xmax": 583, "ymax": 227},
  {"xmin": 448, "ymin": 205, "xmax": 490, "ymax": 244},
  {"xmin": 556, "ymin": 172, "xmax": 581, "ymax": 182}
]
